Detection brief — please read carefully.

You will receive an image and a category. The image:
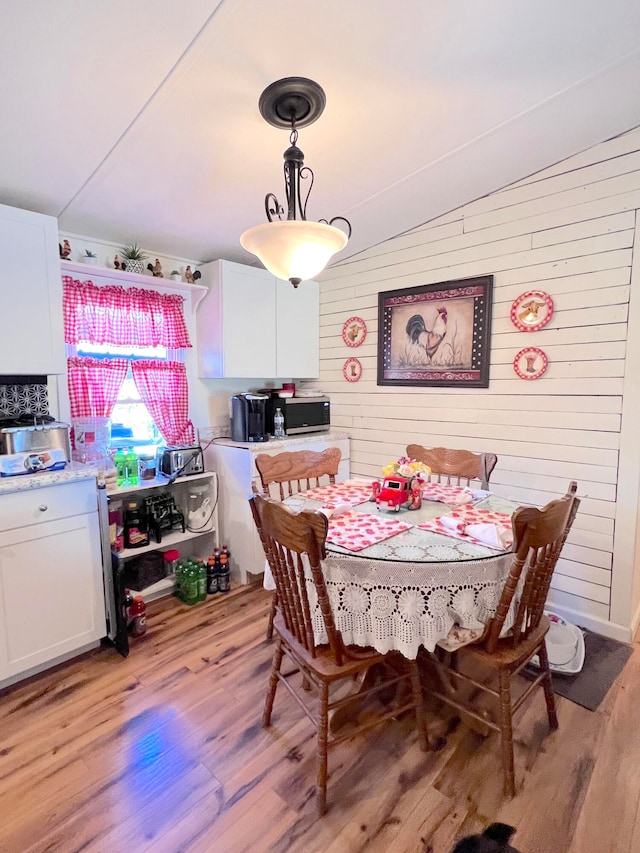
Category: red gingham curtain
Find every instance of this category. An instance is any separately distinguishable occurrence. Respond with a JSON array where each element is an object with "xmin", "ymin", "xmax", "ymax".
[
  {"xmin": 63, "ymin": 276, "xmax": 192, "ymax": 349},
  {"xmin": 131, "ymin": 360, "xmax": 195, "ymax": 445},
  {"xmin": 67, "ymin": 357, "xmax": 128, "ymax": 418}
]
